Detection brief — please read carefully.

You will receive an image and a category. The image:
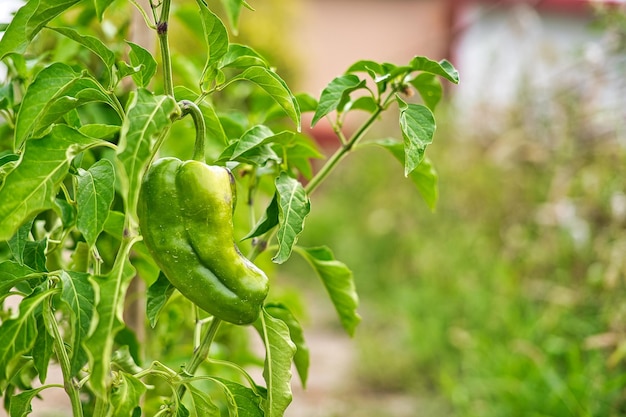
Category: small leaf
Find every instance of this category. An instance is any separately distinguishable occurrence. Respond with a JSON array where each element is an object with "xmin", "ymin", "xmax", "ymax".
[
  {"xmin": 0, "ymin": 261, "xmax": 37, "ymax": 297},
  {"xmin": 272, "ymin": 173, "xmax": 310, "ymax": 264},
  {"xmin": 7, "ymin": 219, "xmax": 33, "ymax": 265},
  {"xmin": 32, "ymin": 317, "xmax": 54, "ymax": 383},
  {"xmin": 94, "ymin": 0, "xmax": 116, "ymax": 20},
  {"xmin": 410, "ymin": 73, "xmax": 442, "ymax": 111},
  {"xmin": 297, "ymin": 246, "xmax": 361, "ymax": 336},
  {"xmin": 212, "ymin": 377, "xmax": 264, "ymax": 417},
  {"xmin": 195, "ymin": 0, "xmax": 229, "ymax": 89},
  {"xmin": 234, "ymin": 66, "xmax": 300, "ymax": 130},
  {"xmin": 397, "ymin": 96, "xmax": 436, "ymax": 177},
  {"xmin": 9, "ymin": 385, "xmax": 55, "ymax": 417},
  {"xmin": 243, "ymin": 193, "xmax": 279, "ymax": 241},
  {"xmin": 265, "ymin": 303, "xmax": 309, "ymax": 388},
  {"xmin": 254, "ymin": 309, "xmax": 296, "ymax": 417},
  {"xmin": 409, "ymin": 56, "xmax": 460, "ymax": 84},
  {"xmin": 146, "ymin": 272, "xmax": 175, "ymax": 328},
  {"xmin": 60, "ymin": 271, "xmax": 96, "ymax": 377},
  {"xmin": 230, "ymin": 125, "xmax": 275, "ymax": 159},
  {"xmin": 218, "ymin": 0, "xmax": 250, "ymax": 34},
  {"xmin": 127, "ymin": 41, "xmax": 157, "ymax": 88},
  {"xmin": 0, "ymin": 125, "xmax": 102, "ymax": 241},
  {"xmin": 76, "ymin": 159, "xmax": 116, "ymax": 247},
  {"xmin": 311, "ymin": 75, "xmax": 366, "ymax": 126},
  {"xmin": 220, "ymin": 43, "xmax": 269, "ymax": 70},
  {"xmin": 110, "ymin": 372, "xmax": 147, "ymax": 417},
  {"xmin": 374, "ymin": 139, "xmax": 438, "ymax": 210},
  {"xmin": 23, "ymin": 238, "xmax": 48, "ymax": 272},
  {"xmin": 79, "ymin": 124, "xmax": 120, "ymax": 140},
  {"xmin": 188, "ymin": 385, "xmax": 220, "ymax": 417}
]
